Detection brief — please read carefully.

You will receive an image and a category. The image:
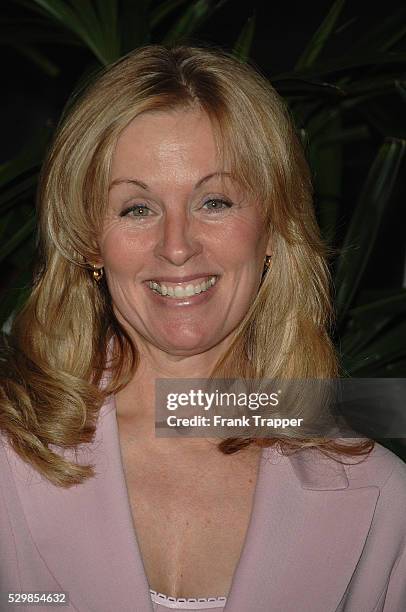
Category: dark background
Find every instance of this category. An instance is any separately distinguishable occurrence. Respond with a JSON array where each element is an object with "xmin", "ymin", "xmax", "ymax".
[{"xmin": 3, "ymin": 0, "xmax": 406, "ymax": 152}]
